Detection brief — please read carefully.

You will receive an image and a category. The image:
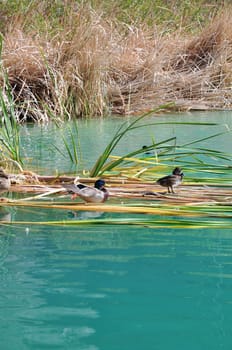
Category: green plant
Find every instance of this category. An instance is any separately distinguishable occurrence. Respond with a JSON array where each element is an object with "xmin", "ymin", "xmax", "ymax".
[
  {"xmin": 3, "ymin": 198, "xmax": 232, "ymax": 229},
  {"xmin": 89, "ymin": 106, "xmax": 167, "ymax": 176},
  {"xmin": 0, "ymin": 80, "xmax": 22, "ymax": 166},
  {"xmin": 53, "ymin": 120, "xmax": 81, "ymax": 167},
  {"xmin": 89, "ymin": 105, "xmax": 228, "ymax": 177},
  {"xmin": 0, "ymin": 34, "xmax": 23, "ymax": 167}
]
